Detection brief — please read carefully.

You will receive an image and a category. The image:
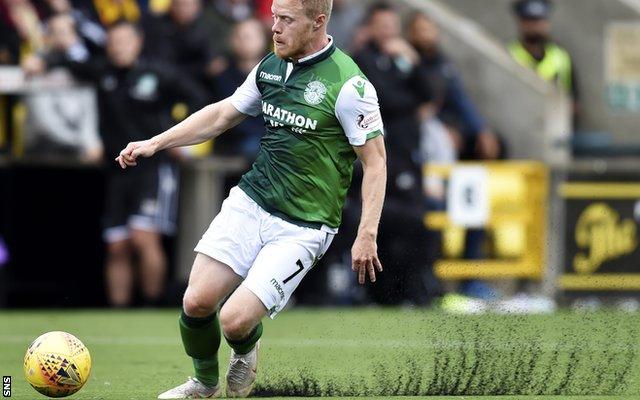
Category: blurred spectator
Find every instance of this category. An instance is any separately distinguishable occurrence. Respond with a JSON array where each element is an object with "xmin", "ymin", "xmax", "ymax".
[
  {"xmin": 0, "ymin": 0, "xmax": 45, "ymax": 60},
  {"xmin": 74, "ymin": 0, "xmax": 142, "ymax": 27},
  {"xmin": 212, "ymin": 18, "xmax": 267, "ymax": 160},
  {"xmin": 354, "ymin": 2, "xmax": 425, "ymax": 129},
  {"xmin": 33, "ymin": 20, "xmax": 208, "ymax": 306},
  {"xmin": 509, "ymin": 0, "xmax": 579, "ymax": 124},
  {"xmin": 354, "ymin": 2, "xmax": 433, "ymax": 306},
  {"xmin": 22, "ymin": 13, "xmax": 102, "ymax": 161},
  {"xmin": 408, "ymin": 12, "xmax": 500, "ymax": 161},
  {"xmin": 143, "ymin": 0, "xmax": 221, "ymax": 92},
  {"xmin": 42, "ymin": 0, "xmax": 107, "ymax": 56},
  {"xmin": 327, "ymin": 0, "xmax": 364, "ymax": 52},
  {"xmin": 202, "ymin": 0, "xmax": 254, "ymax": 55},
  {"xmin": 0, "ymin": 0, "xmax": 44, "ymax": 156},
  {"xmin": 408, "ymin": 12, "xmax": 502, "ymax": 302}
]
